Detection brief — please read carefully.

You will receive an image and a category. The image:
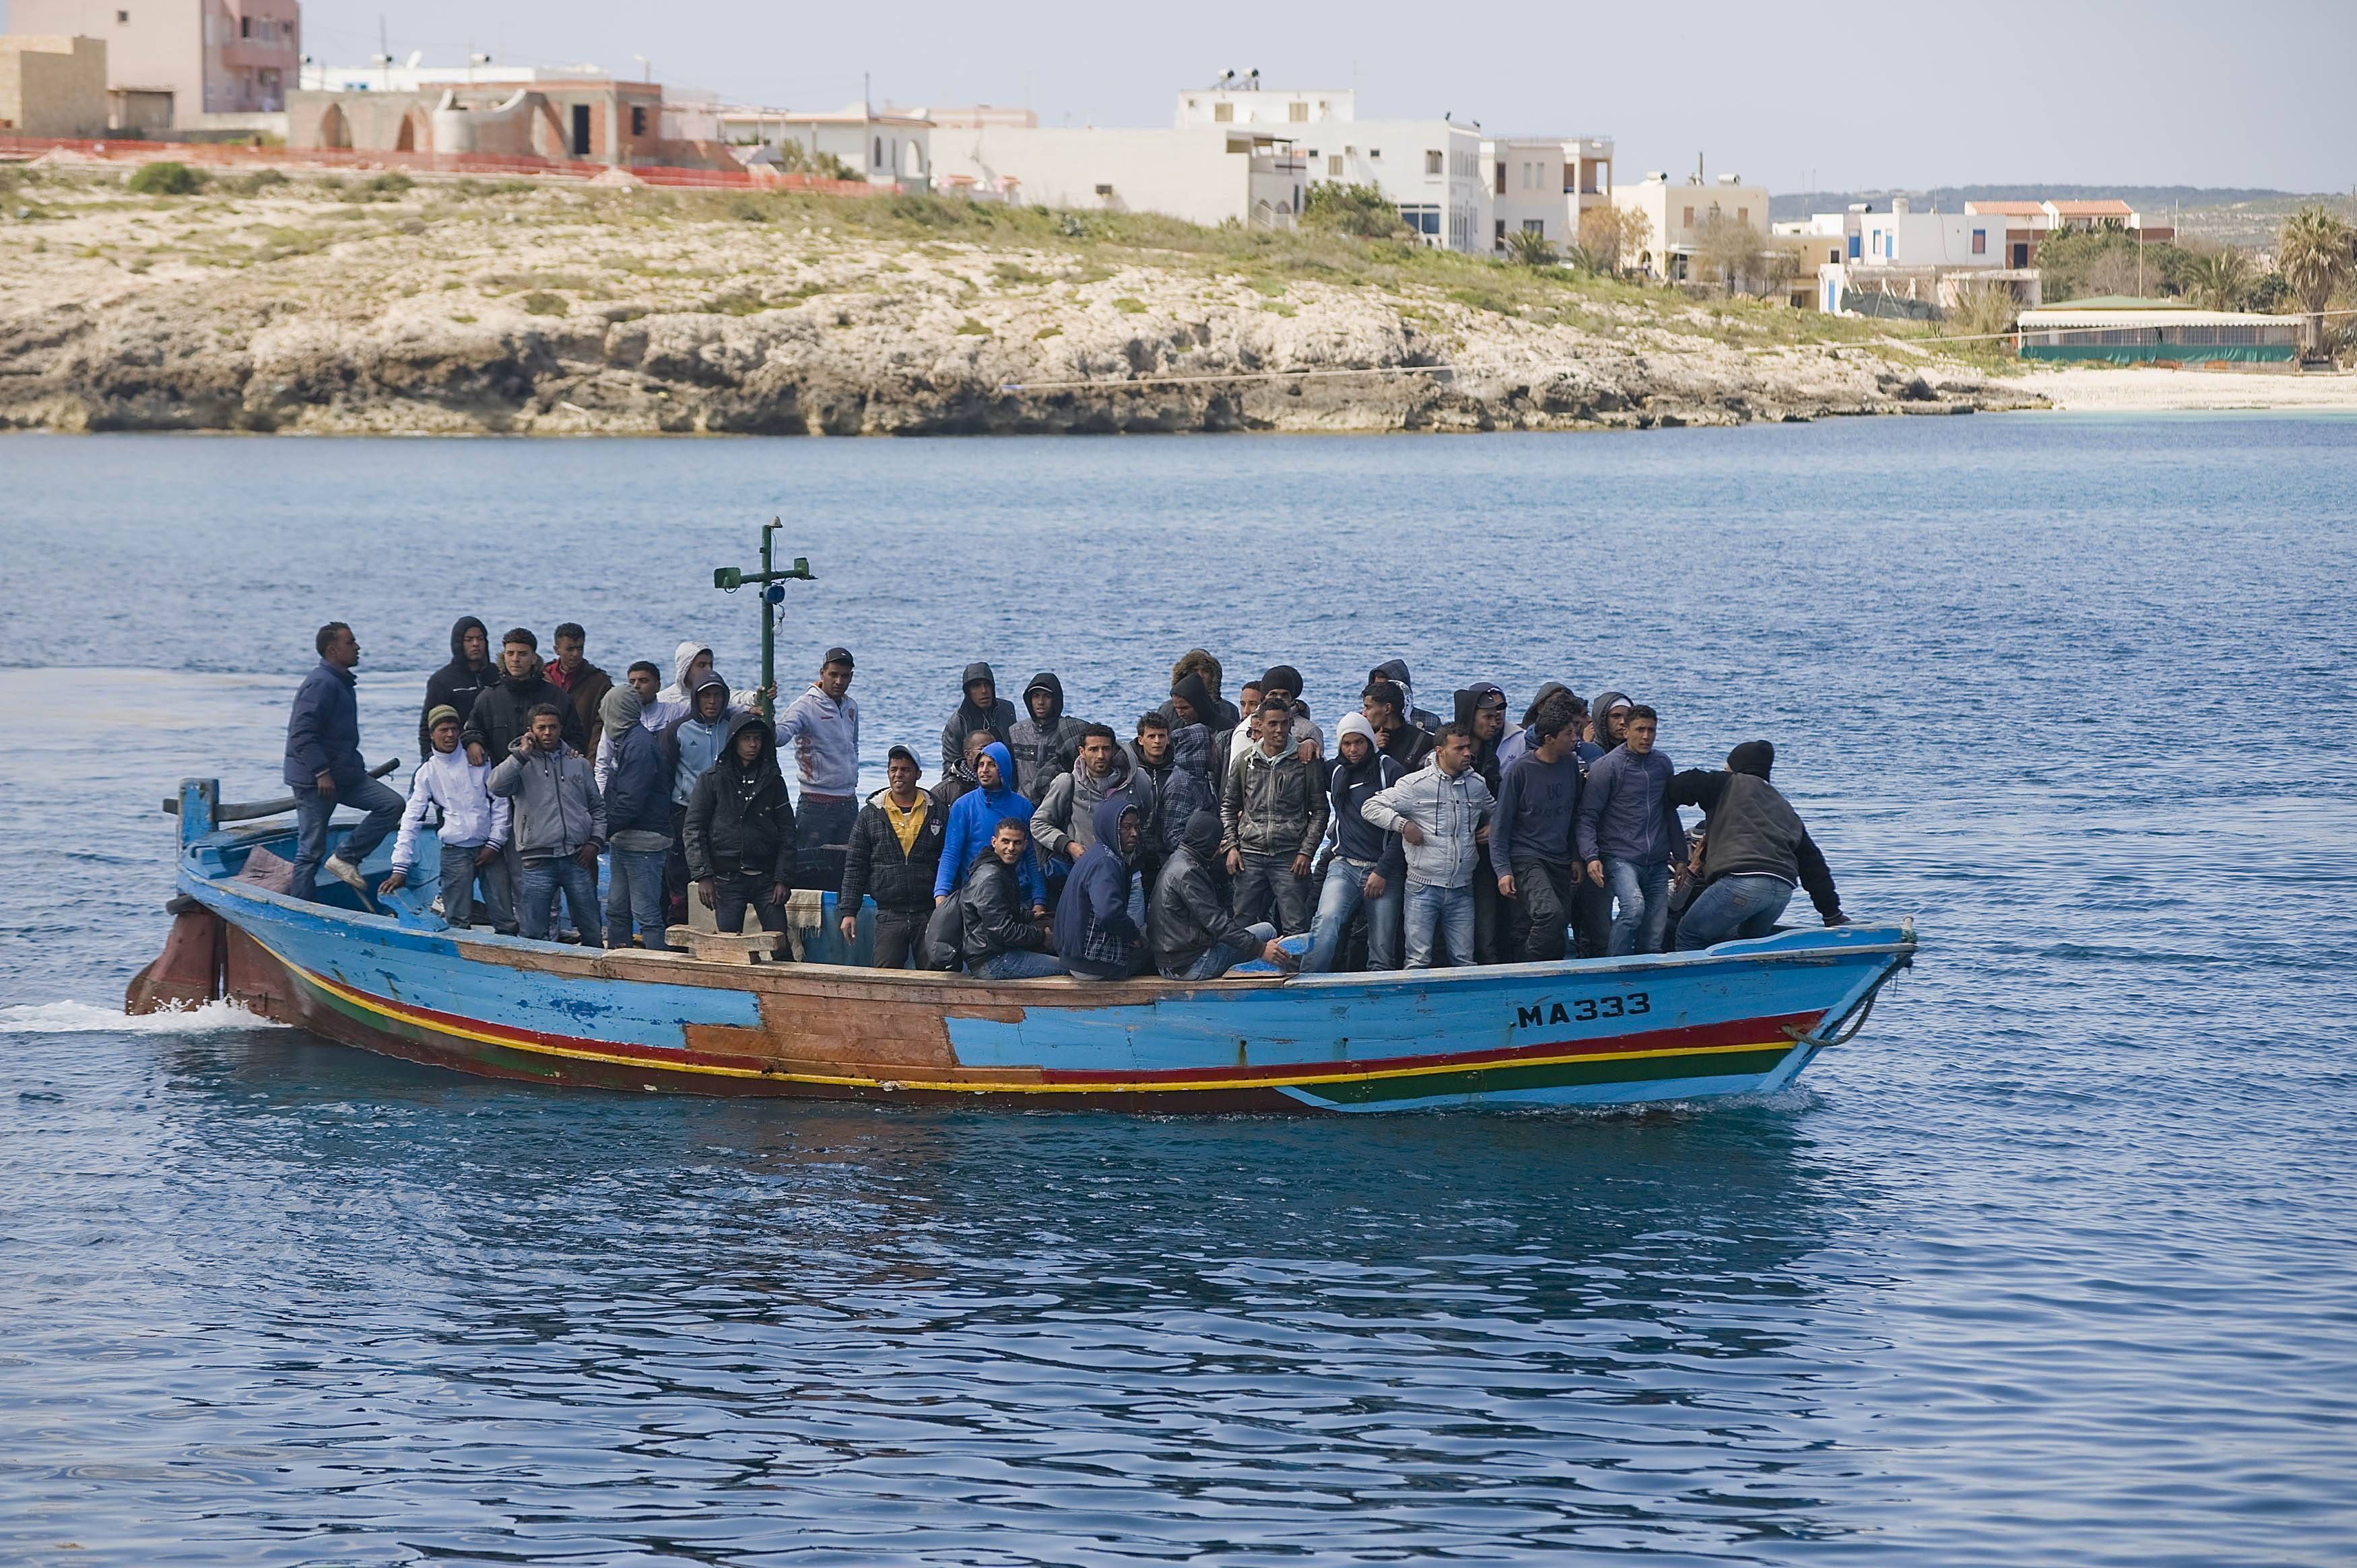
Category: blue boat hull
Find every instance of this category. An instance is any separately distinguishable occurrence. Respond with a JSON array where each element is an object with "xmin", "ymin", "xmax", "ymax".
[{"xmin": 144, "ymin": 813, "xmax": 1914, "ymax": 1115}]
